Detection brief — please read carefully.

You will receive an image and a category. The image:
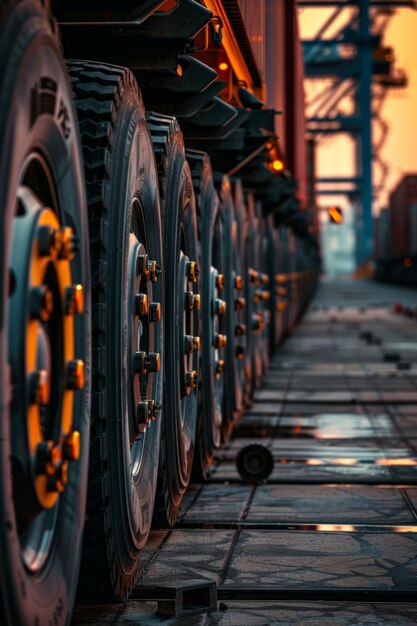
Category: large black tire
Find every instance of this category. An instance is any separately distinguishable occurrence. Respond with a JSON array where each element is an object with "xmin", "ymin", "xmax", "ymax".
[
  {"xmin": 148, "ymin": 114, "xmax": 199, "ymax": 526},
  {"xmin": 0, "ymin": 2, "xmax": 91, "ymax": 624},
  {"xmin": 68, "ymin": 61, "xmax": 163, "ymax": 601},
  {"xmin": 187, "ymin": 151, "xmax": 225, "ymax": 479}
]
